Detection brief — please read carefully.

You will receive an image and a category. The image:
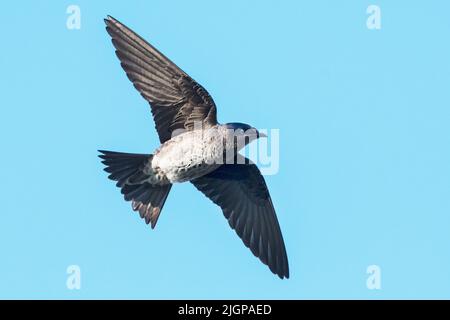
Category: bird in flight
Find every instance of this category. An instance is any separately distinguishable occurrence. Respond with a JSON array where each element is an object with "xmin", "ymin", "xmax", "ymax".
[{"xmin": 99, "ymin": 16, "xmax": 289, "ymax": 279}]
